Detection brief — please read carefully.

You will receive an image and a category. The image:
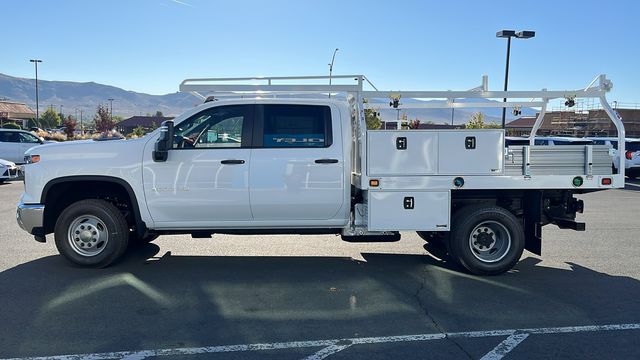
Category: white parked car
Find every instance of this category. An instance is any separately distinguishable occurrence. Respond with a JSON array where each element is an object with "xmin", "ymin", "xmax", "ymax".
[
  {"xmin": 0, "ymin": 158, "xmax": 20, "ymax": 183},
  {"xmin": 588, "ymin": 137, "xmax": 640, "ymax": 178},
  {"xmin": 505, "ymin": 136, "xmax": 593, "ymax": 146},
  {"xmin": 0, "ymin": 129, "xmax": 46, "ymax": 164}
]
